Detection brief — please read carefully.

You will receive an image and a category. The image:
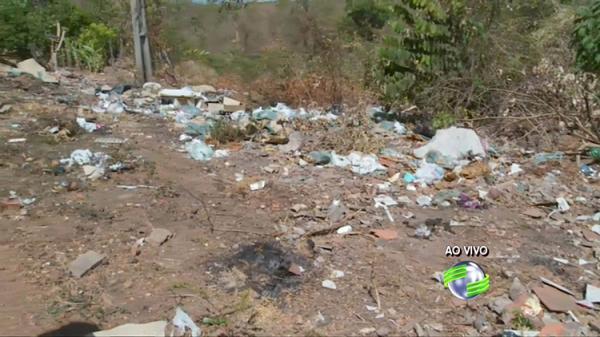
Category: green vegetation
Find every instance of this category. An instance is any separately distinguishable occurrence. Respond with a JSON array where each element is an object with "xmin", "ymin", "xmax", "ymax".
[
  {"xmin": 573, "ymin": 0, "xmax": 600, "ymax": 73},
  {"xmin": 0, "ymin": 0, "xmax": 90, "ymax": 58}
]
